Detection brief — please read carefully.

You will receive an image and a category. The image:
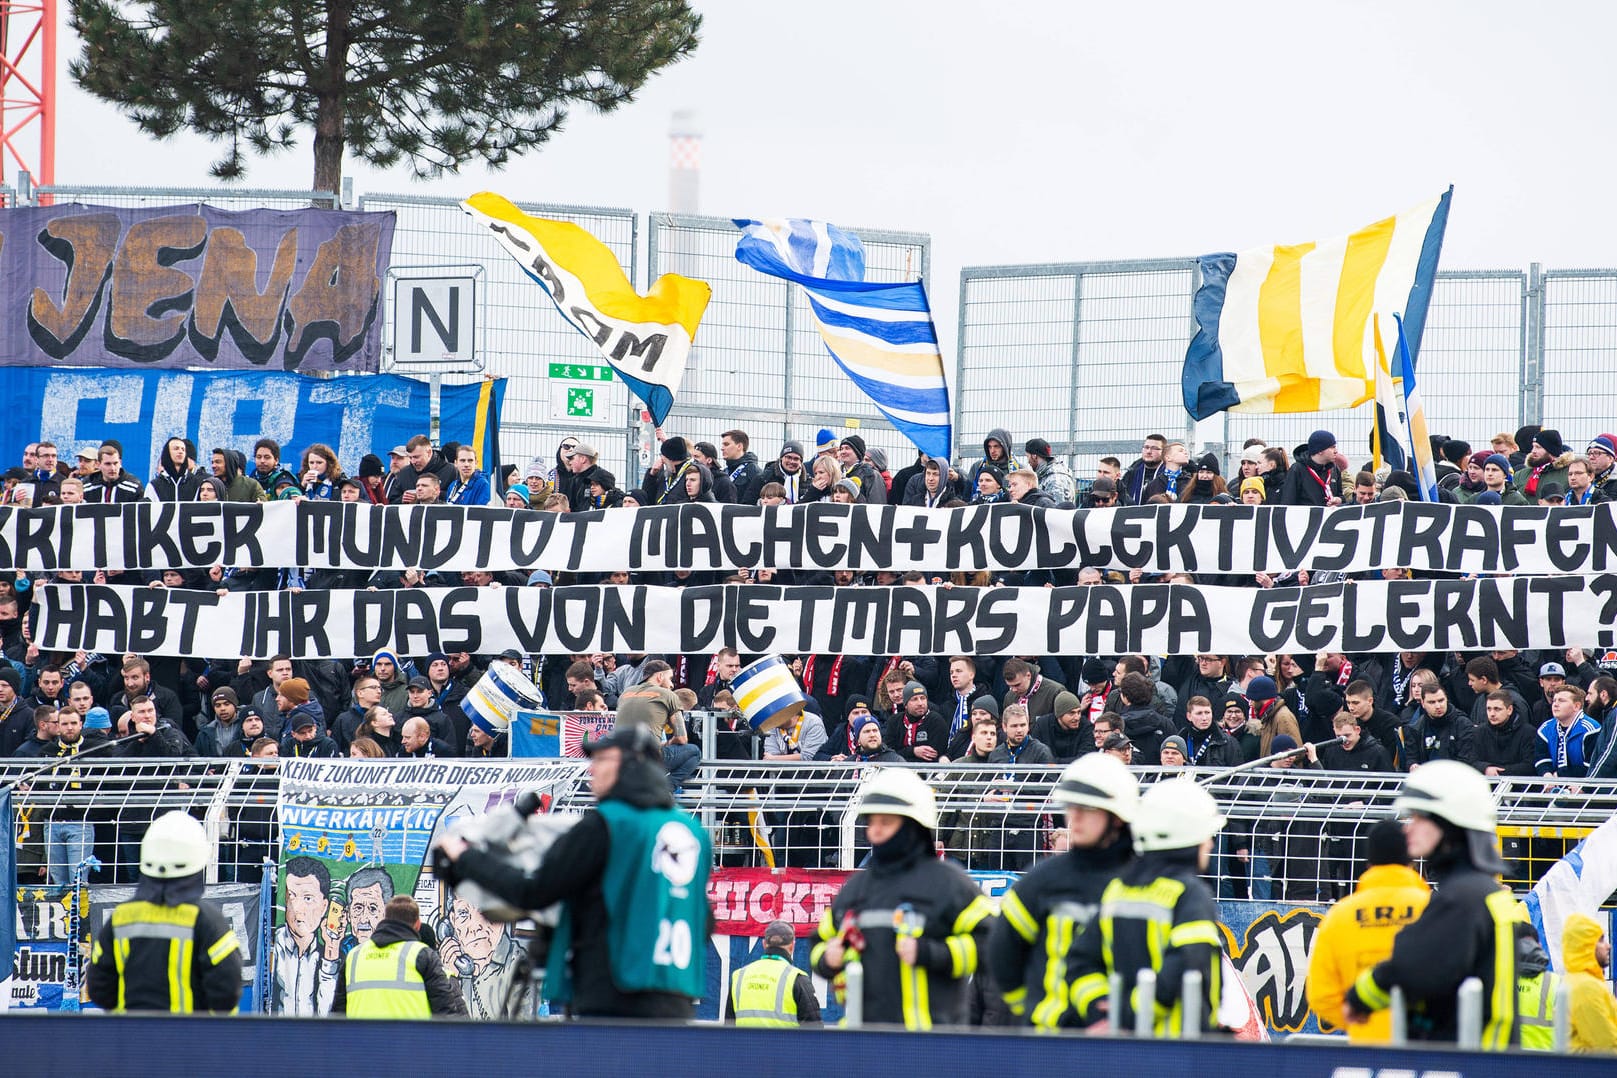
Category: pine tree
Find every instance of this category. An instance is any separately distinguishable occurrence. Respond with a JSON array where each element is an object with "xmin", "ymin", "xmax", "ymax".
[{"xmin": 68, "ymin": 0, "xmax": 701, "ymax": 193}]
